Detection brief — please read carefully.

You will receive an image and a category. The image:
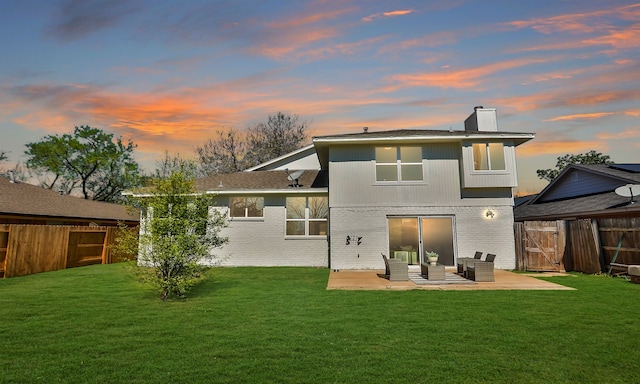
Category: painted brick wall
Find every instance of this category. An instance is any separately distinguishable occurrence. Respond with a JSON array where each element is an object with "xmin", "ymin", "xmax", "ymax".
[
  {"xmin": 209, "ymin": 206, "xmax": 328, "ymax": 267},
  {"xmin": 329, "ymin": 205, "xmax": 516, "ymax": 270}
]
